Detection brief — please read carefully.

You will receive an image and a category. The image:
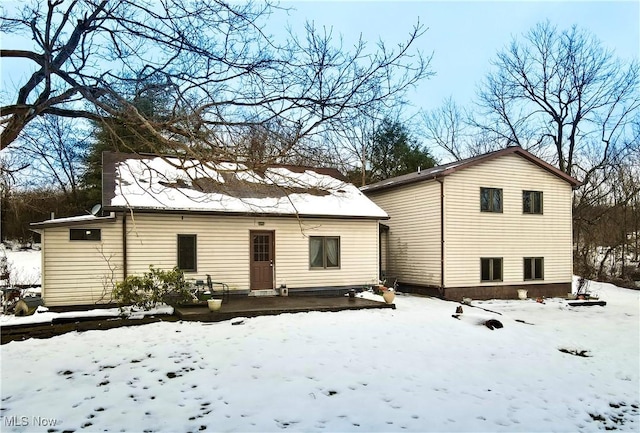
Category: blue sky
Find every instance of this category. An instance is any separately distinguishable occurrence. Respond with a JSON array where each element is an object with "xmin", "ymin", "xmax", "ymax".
[{"xmin": 275, "ymin": 1, "xmax": 639, "ymax": 113}]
